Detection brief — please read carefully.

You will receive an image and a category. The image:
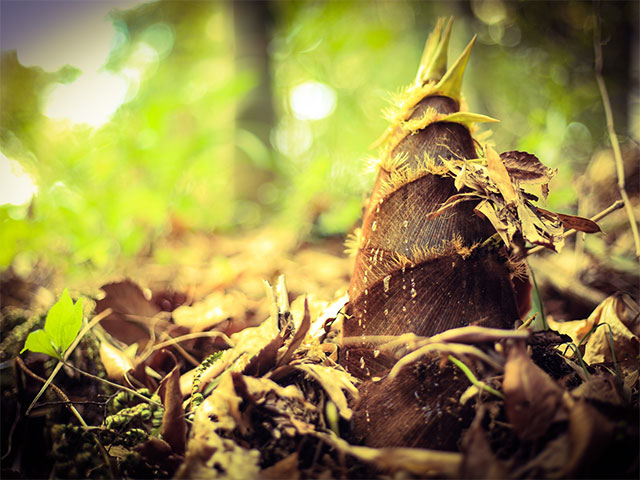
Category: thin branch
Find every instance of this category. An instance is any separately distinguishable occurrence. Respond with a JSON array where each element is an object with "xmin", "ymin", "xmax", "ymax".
[
  {"xmin": 527, "ymin": 200, "xmax": 624, "ymax": 256},
  {"xmin": 63, "ymin": 362, "xmax": 165, "ymax": 410},
  {"xmin": 16, "ymin": 357, "xmax": 117, "ymax": 478},
  {"xmin": 593, "ymin": 10, "xmax": 640, "ymax": 259}
]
